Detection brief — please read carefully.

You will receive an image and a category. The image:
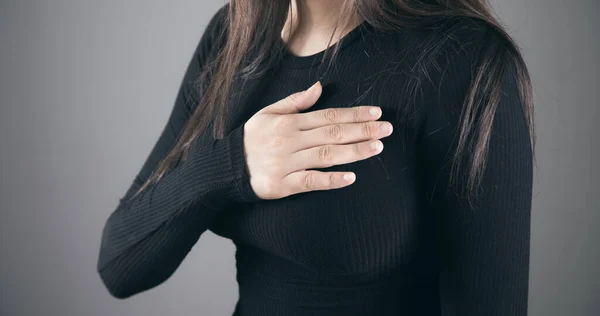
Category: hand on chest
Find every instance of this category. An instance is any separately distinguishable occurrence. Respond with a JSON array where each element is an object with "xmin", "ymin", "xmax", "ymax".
[{"xmin": 221, "ymin": 62, "xmax": 428, "ymax": 275}]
